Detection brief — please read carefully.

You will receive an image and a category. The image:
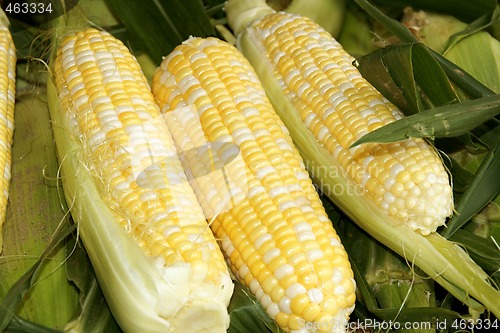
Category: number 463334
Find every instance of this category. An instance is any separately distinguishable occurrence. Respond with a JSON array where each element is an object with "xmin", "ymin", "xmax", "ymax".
[
  {"xmin": 4, "ymin": 1, "xmax": 53, "ymax": 15},
  {"xmin": 451, "ymin": 318, "xmax": 499, "ymax": 330}
]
